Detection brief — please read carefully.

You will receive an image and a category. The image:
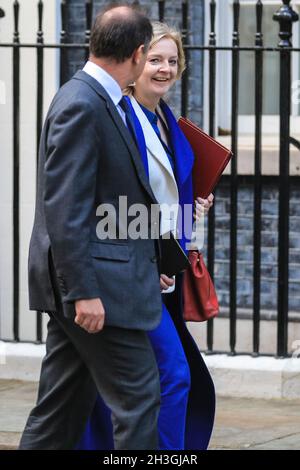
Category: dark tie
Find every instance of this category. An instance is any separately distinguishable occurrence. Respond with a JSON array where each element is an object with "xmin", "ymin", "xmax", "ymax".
[{"xmin": 119, "ymin": 96, "xmax": 138, "ymax": 146}]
